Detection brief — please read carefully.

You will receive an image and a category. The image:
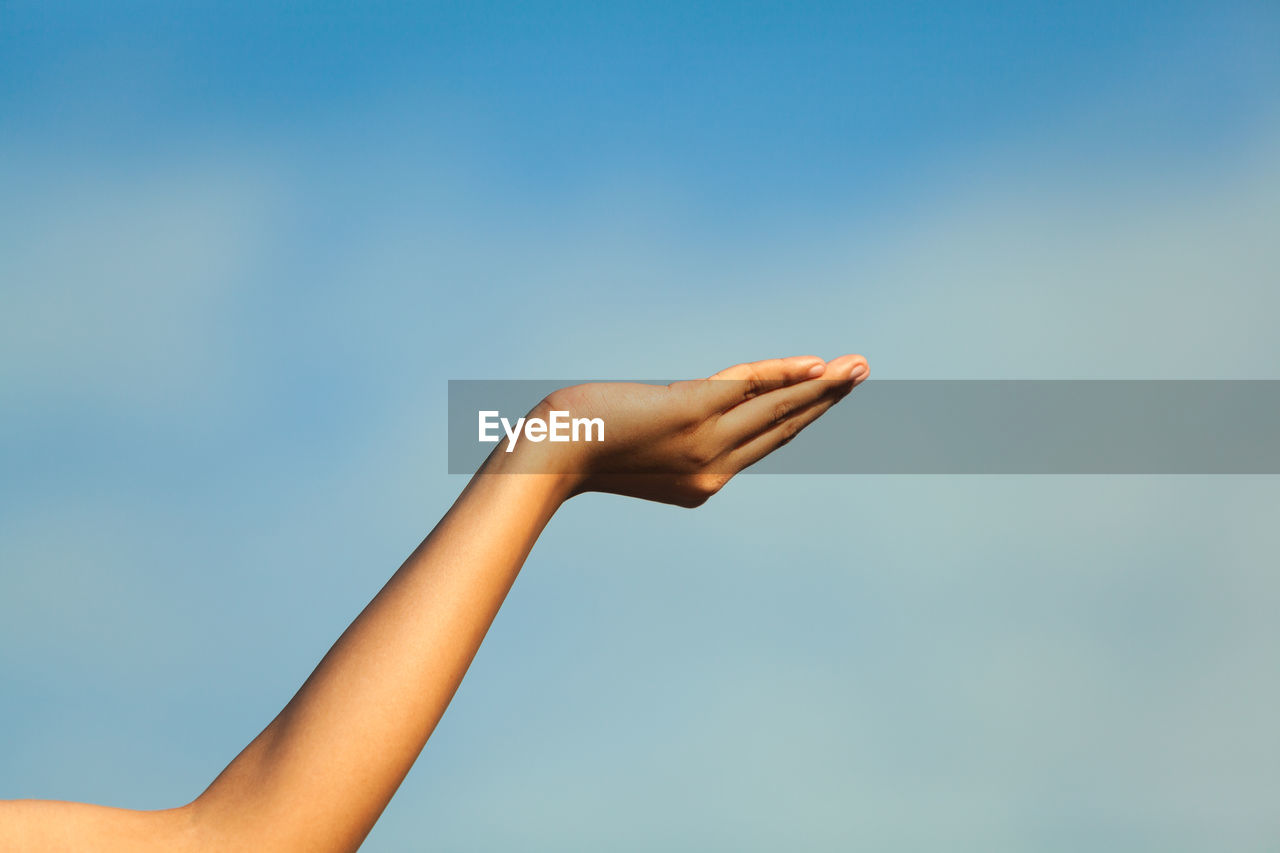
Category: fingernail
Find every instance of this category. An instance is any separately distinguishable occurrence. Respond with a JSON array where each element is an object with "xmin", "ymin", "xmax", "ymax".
[
  {"xmin": 807, "ymin": 362, "xmax": 827, "ymax": 378},
  {"xmin": 849, "ymin": 363, "xmax": 868, "ymax": 379}
]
